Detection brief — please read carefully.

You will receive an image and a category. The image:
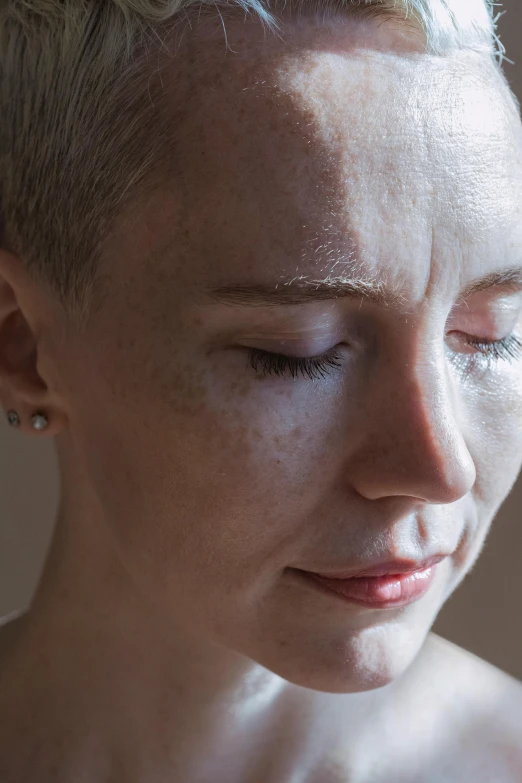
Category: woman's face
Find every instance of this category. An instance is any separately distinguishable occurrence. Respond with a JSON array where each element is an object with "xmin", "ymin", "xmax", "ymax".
[{"xmin": 48, "ymin": 20, "xmax": 522, "ymax": 692}]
